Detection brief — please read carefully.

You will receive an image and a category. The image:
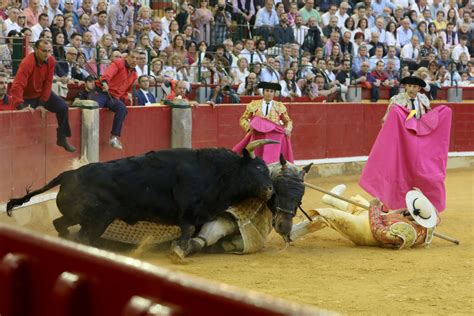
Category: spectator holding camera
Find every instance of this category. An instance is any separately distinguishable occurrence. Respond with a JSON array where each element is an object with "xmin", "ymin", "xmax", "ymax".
[
  {"xmin": 314, "ymin": 74, "xmax": 337, "ymax": 97},
  {"xmin": 297, "ymin": 72, "xmax": 319, "ymax": 100},
  {"xmin": 212, "ymin": 0, "xmax": 231, "ymax": 46},
  {"xmin": 237, "ymin": 72, "xmax": 261, "ymax": 96}
]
